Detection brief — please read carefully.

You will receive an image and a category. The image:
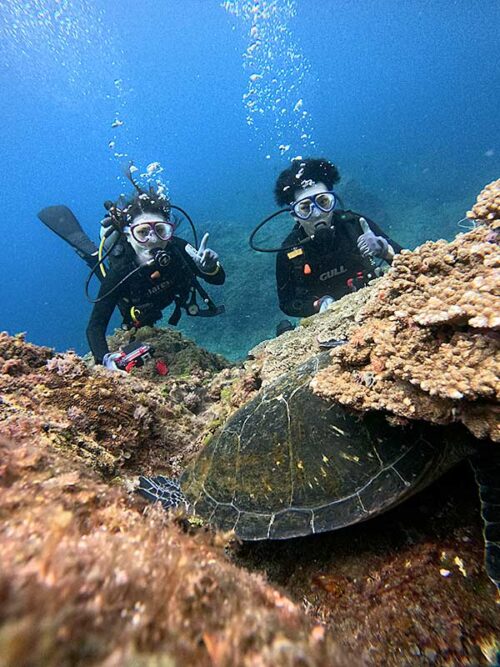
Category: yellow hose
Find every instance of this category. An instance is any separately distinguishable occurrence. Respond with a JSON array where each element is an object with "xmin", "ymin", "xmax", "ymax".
[
  {"xmin": 98, "ymin": 235, "xmax": 107, "ymax": 277},
  {"xmin": 130, "ymin": 306, "xmax": 141, "ymax": 323}
]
